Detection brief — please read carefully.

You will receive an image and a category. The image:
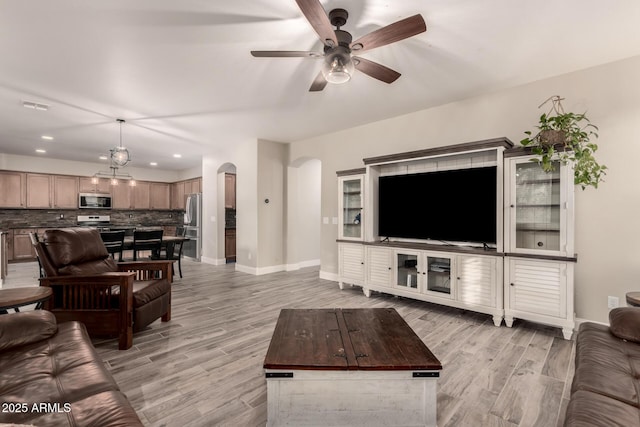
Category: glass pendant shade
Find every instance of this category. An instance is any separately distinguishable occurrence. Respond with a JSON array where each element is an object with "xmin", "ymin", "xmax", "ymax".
[
  {"xmin": 111, "ymin": 146, "xmax": 130, "ymax": 167},
  {"xmin": 322, "ymin": 47, "xmax": 354, "ymax": 84}
]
